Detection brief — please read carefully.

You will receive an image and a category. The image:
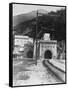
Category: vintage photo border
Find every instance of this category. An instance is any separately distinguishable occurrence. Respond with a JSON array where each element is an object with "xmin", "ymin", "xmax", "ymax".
[{"xmin": 9, "ymin": 2, "xmax": 67, "ymax": 87}]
